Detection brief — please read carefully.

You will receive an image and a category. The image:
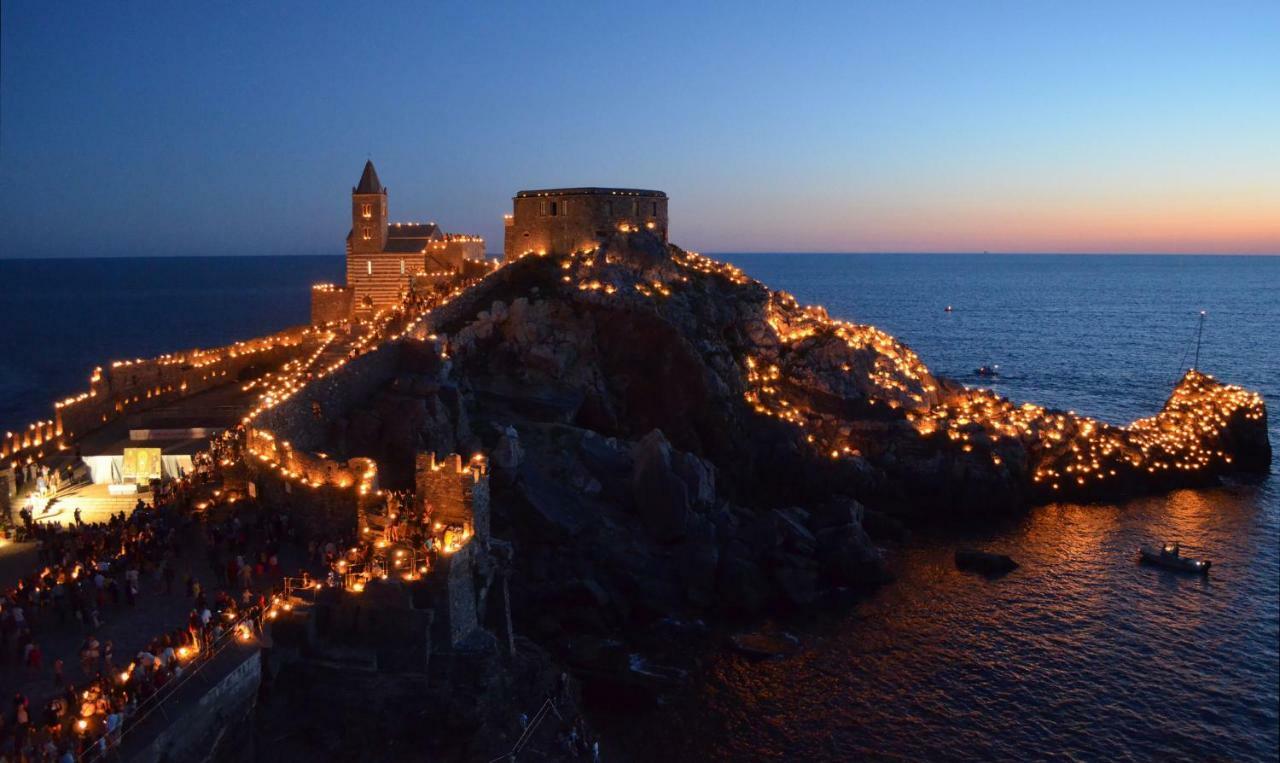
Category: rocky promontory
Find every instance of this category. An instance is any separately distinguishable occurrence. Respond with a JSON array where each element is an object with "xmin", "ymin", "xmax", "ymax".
[{"xmin": 304, "ymin": 231, "xmax": 1267, "ymax": 644}]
